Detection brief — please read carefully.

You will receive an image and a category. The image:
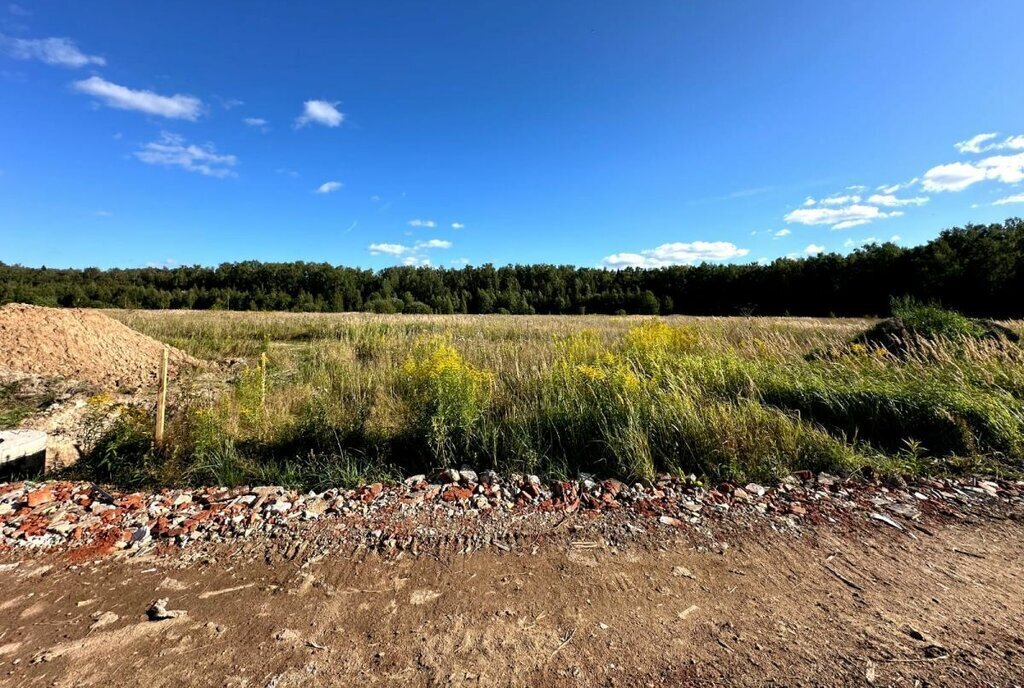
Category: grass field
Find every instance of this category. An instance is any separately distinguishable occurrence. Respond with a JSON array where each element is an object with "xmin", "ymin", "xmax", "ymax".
[{"xmin": 78, "ymin": 310, "xmax": 1024, "ymax": 489}]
